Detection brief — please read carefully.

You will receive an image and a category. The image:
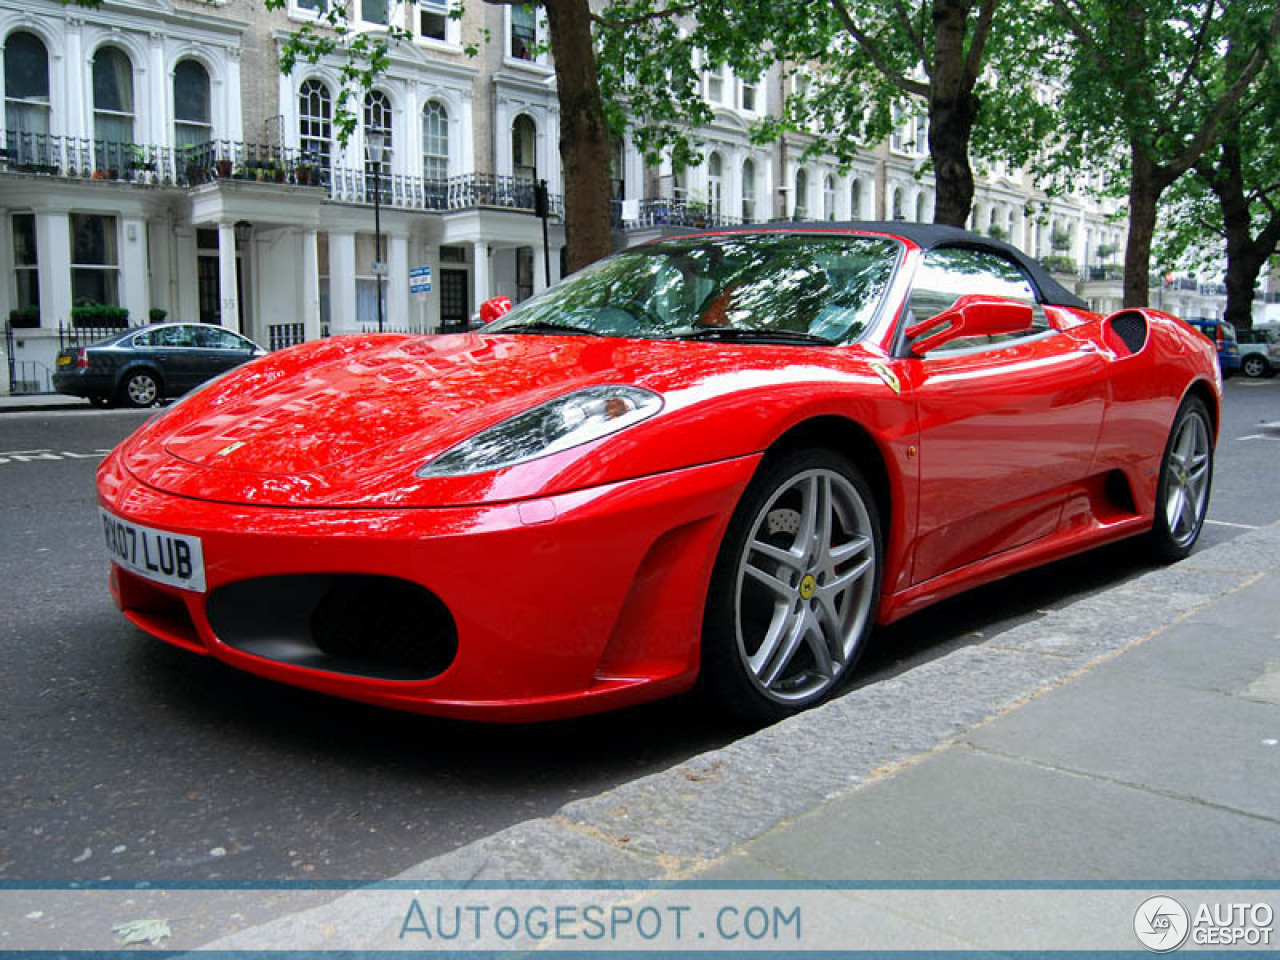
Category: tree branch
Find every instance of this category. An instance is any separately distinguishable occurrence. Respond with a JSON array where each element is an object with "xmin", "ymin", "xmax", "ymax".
[
  {"xmin": 589, "ymin": 2, "xmax": 699, "ymax": 30},
  {"xmin": 1165, "ymin": 0, "xmax": 1217, "ymax": 118},
  {"xmin": 828, "ymin": 0, "xmax": 930, "ymax": 97},
  {"xmin": 892, "ymin": 0, "xmax": 927, "ymax": 62},
  {"xmin": 963, "ymin": 0, "xmax": 999, "ymax": 86}
]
